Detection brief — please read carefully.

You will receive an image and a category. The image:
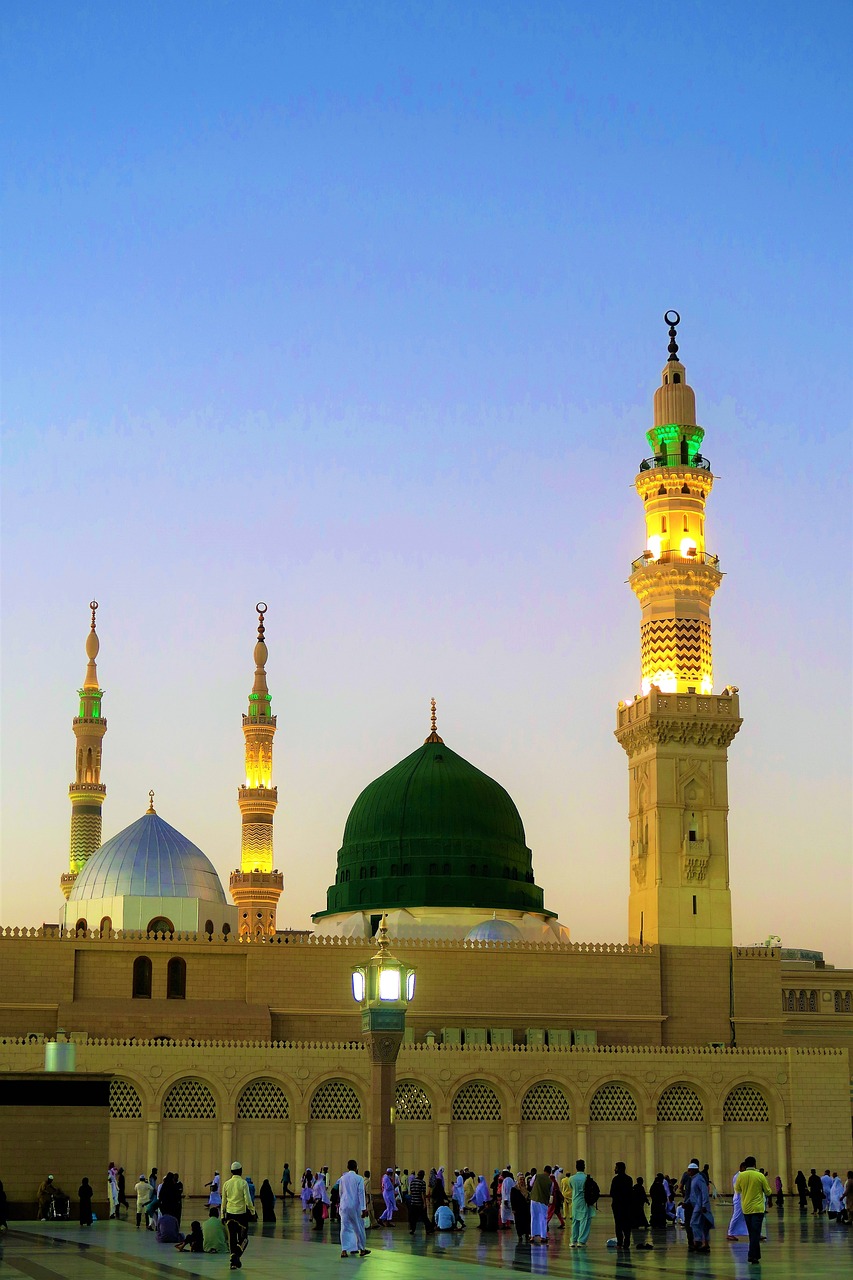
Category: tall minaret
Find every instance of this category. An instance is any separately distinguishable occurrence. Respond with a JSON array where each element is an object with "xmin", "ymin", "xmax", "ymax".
[
  {"xmin": 229, "ymin": 603, "xmax": 283, "ymax": 937},
  {"xmin": 615, "ymin": 314, "xmax": 742, "ymax": 947},
  {"xmin": 61, "ymin": 601, "xmax": 107, "ymax": 899}
]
